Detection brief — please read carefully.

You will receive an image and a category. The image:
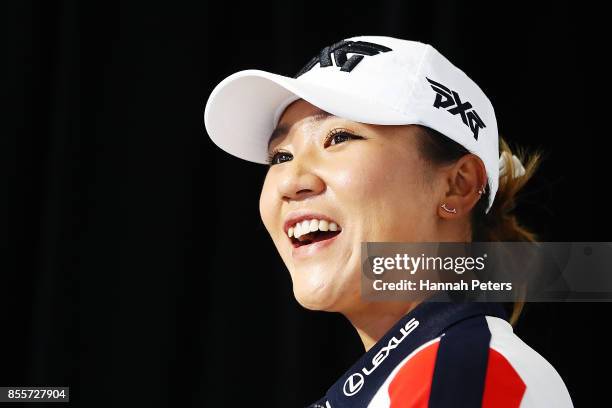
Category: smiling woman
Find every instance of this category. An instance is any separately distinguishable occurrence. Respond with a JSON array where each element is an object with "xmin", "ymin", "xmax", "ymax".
[
  {"xmin": 260, "ymin": 101, "xmax": 445, "ymax": 313},
  {"xmin": 203, "ymin": 35, "xmax": 574, "ymax": 407}
]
